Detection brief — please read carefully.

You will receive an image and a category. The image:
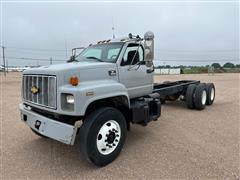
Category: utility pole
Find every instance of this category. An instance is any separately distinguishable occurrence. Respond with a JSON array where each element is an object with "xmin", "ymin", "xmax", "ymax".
[
  {"xmin": 50, "ymin": 57, "xmax": 53, "ymax": 65},
  {"xmin": 6, "ymin": 56, "xmax": 8, "ymax": 73},
  {"xmin": 2, "ymin": 46, "xmax": 6, "ymax": 76},
  {"xmin": 64, "ymin": 36, "xmax": 68, "ymax": 59}
]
